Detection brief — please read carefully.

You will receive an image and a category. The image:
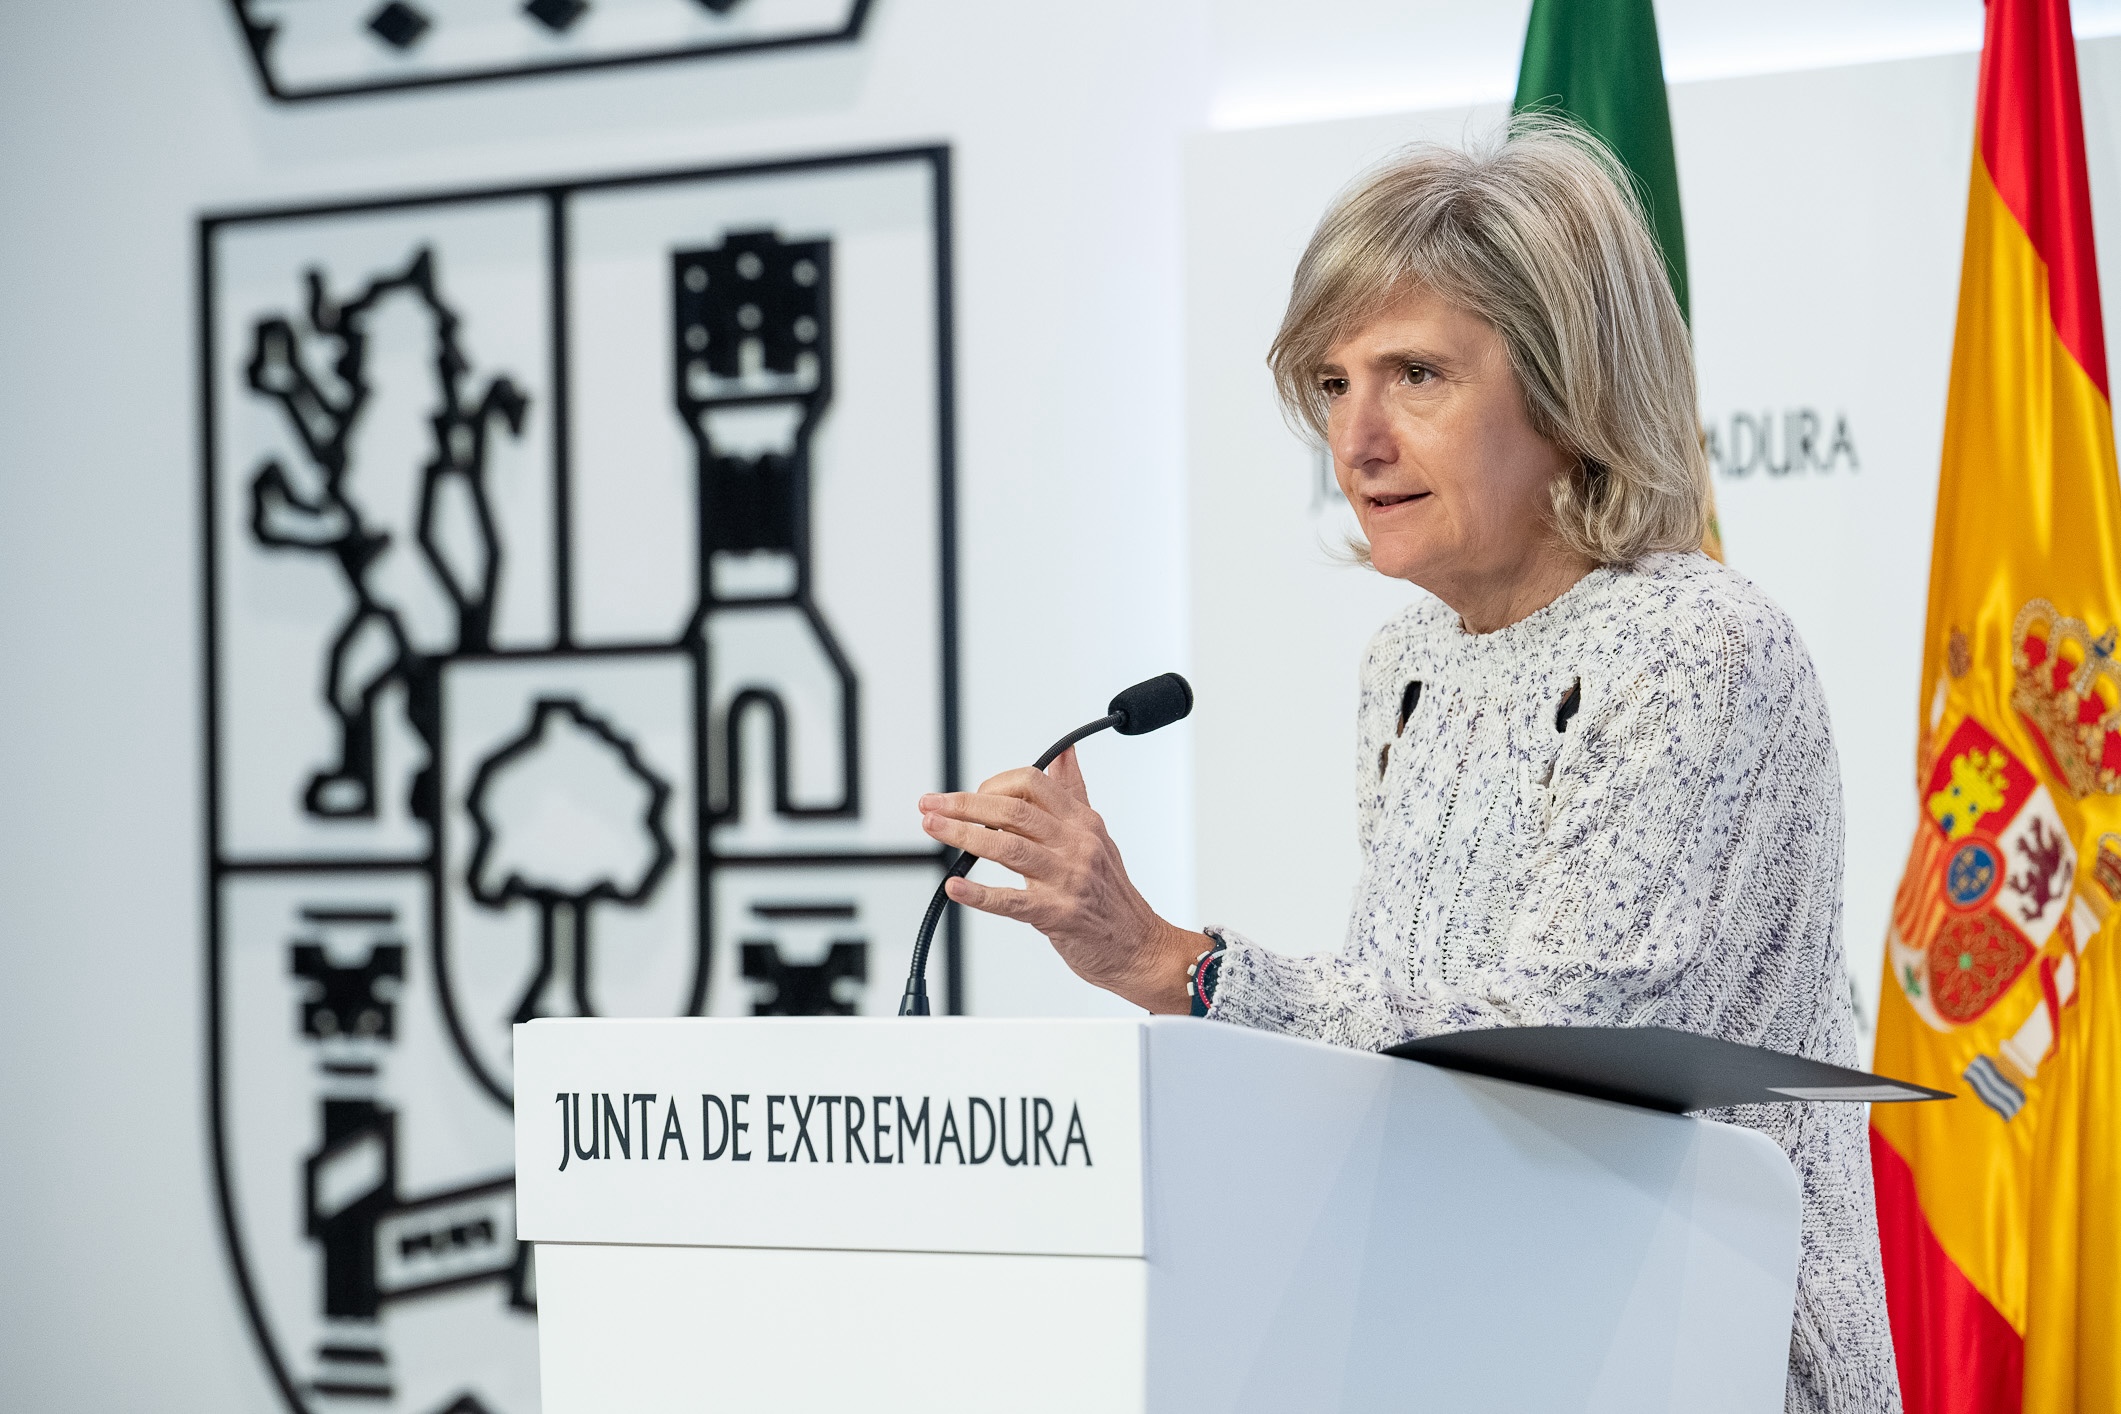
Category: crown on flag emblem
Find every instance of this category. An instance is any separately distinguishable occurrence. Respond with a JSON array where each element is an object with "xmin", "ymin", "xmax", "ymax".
[{"xmin": 2011, "ymin": 598, "xmax": 2121, "ymax": 798}]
